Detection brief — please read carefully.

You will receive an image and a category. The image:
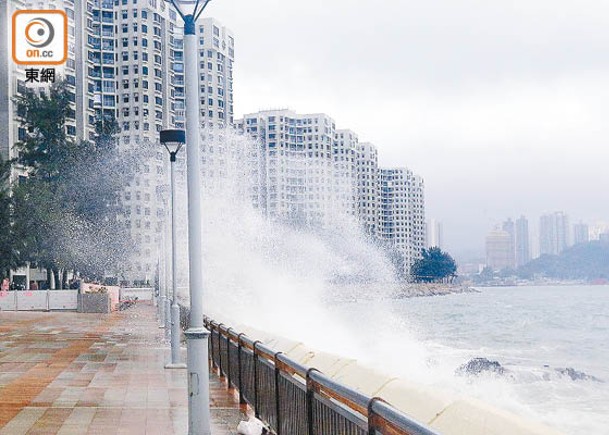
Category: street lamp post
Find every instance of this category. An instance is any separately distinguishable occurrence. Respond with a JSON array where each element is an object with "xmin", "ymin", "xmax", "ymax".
[
  {"xmin": 160, "ymin": 129, "xmax": 187, "ymax": 370},
  {"xmin": 158, "ymin": 238, "xmax": 166, "ymax": 327},
  {"xmin": 163, "ymin": 1, "xmax": 213, "ymax": 433}
]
